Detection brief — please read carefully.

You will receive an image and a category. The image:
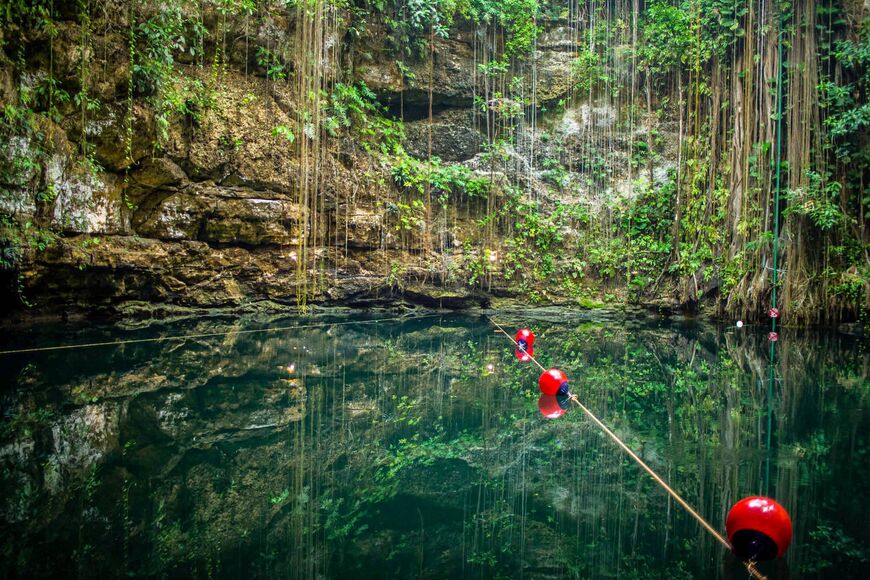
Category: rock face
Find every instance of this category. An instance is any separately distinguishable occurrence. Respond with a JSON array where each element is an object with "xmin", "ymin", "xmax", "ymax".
[
  {"xmin": 403, "ymin": 109, "xmax": 483, "ymax": 162},
  {"xmin": 132, "ymin": 185, "xmax": 306, "ymax": 246},
  {"xmin": 0, "ymin": 6, "xmax": 681, "ymax": 319},
  {"xmin": 354, "ymin": 24, "xmax": 478, "ymax": 107}
]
